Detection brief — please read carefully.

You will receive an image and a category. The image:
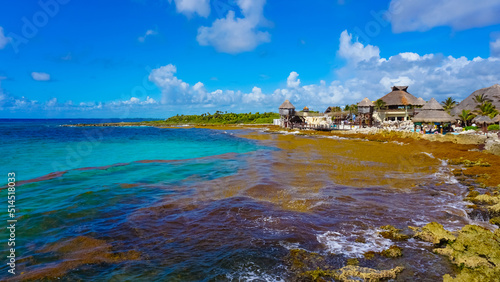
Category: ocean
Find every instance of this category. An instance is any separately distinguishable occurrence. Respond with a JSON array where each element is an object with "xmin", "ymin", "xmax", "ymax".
[{"xmin": 0, "ymin": 119, "xmax": 490, "ymax": 280}]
